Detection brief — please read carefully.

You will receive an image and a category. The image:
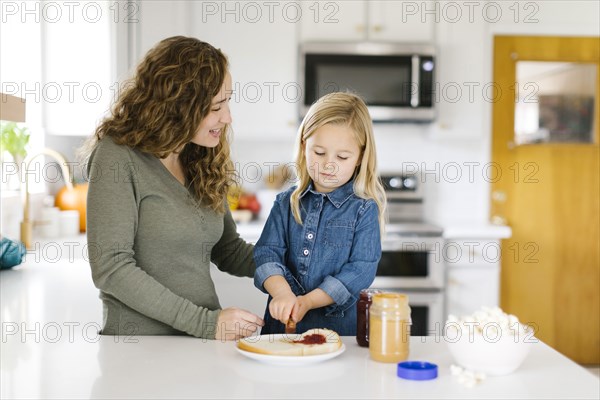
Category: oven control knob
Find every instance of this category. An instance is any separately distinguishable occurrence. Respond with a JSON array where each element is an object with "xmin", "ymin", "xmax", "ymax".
[
  {"xmin": 388, "ymin": 177, "xmax": 402, "ymax": 188},
  {"xmin": 403, "ymin": 177, "xmax": 417, "ymax": 190}
]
